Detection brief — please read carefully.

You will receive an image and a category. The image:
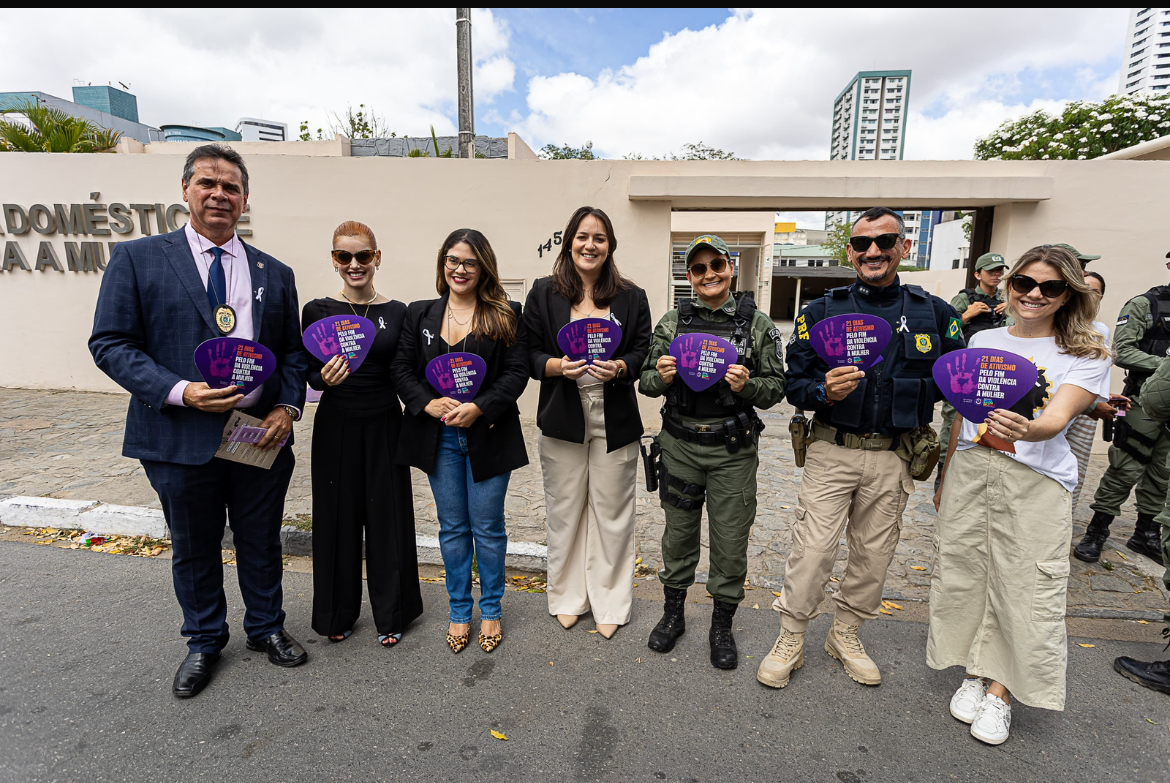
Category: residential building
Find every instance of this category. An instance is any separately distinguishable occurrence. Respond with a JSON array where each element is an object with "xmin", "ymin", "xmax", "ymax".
[
  {"xmin": 1119, "ymin": 8, "xmax": 1170, "ymax": 95},
  {"xmin": 0, "ymin": 88, "xmax": 159, "ymax": 143},
  {"xmin": 773, "ymin": 222, "xmax": 829, "ymax": 248},
  {"xmin": 927, "ymin": 214, "xmax": 972, "ymax": 272},
  {"xmin": 236, "ymin": 118, "xmax": 288, "ymax": 142}
]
